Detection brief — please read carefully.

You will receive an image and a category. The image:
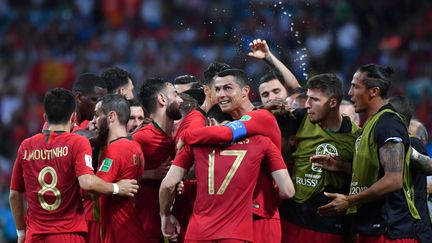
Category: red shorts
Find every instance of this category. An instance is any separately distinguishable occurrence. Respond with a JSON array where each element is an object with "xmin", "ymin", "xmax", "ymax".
[
  {"xmin": 357, "ymin": 234, "xmax": 418, "ymax": 243},
  {"xmin": 281, "ymin": 219, "xmax": 344, "ymax": 243},
  {"xmin": 26, "ymin": 233, "xmax": 85, "ymax": 243},
  {"xmin": 85, "ymin": 220, "xmax": 101, "ymax": 243},
  {"xmin": 185, "ymin": 240, "xmax": 249, "ymax": 243},
  {"xmin": 253, "ymin": 217, "xmax": 281, "ymax": 243}
]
